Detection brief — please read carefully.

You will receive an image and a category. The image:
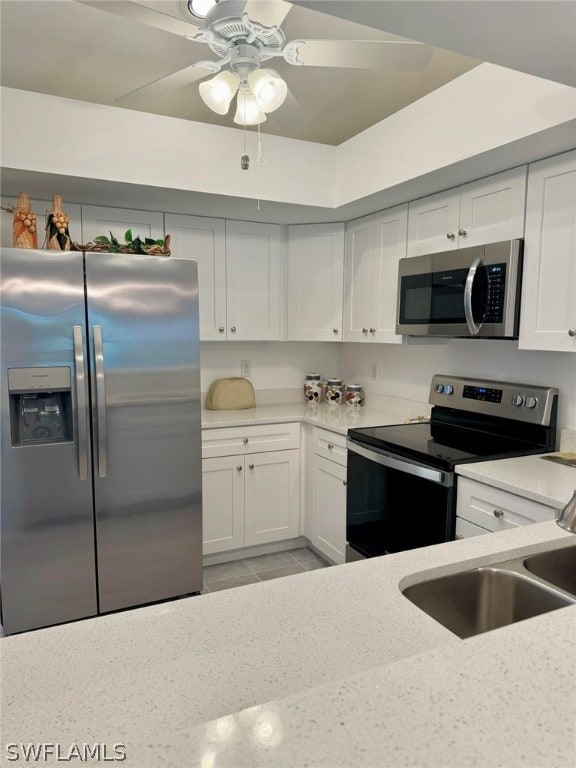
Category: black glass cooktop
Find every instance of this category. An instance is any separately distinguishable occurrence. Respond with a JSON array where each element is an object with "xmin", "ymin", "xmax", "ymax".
[{"xmin": 348, "ymin": 421, "xmax": 547, "ymax": 471}]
